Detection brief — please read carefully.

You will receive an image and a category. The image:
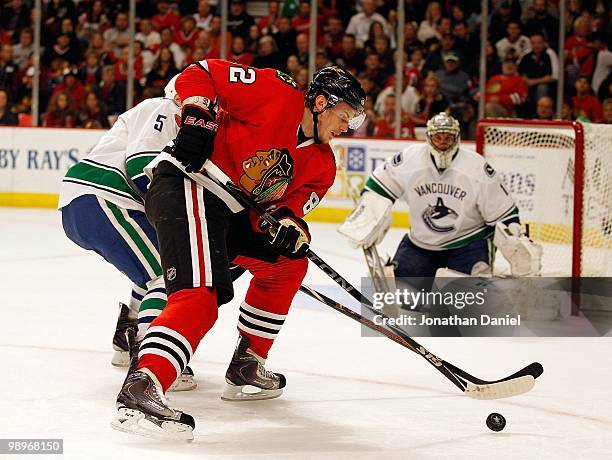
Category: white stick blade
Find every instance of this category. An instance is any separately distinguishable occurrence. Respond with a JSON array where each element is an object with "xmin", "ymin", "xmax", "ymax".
[{"xmin": 465, "ymin": 375, "xmax": 535, "ymax": 400}]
